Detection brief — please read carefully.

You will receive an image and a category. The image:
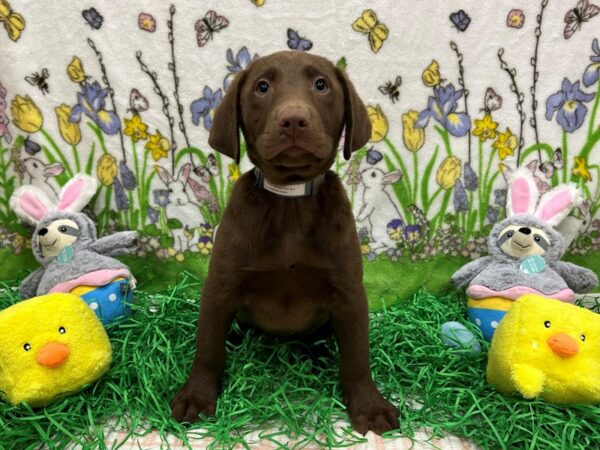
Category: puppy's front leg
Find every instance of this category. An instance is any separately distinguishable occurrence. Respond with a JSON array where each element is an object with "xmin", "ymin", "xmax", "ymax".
[
  {"xmin": 331, "ymin": 283, "xmax": 399, "ymax": 435},
  {"xmin": 170, "ymin": 276, "xmax": 239, "ymax": 423}
]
